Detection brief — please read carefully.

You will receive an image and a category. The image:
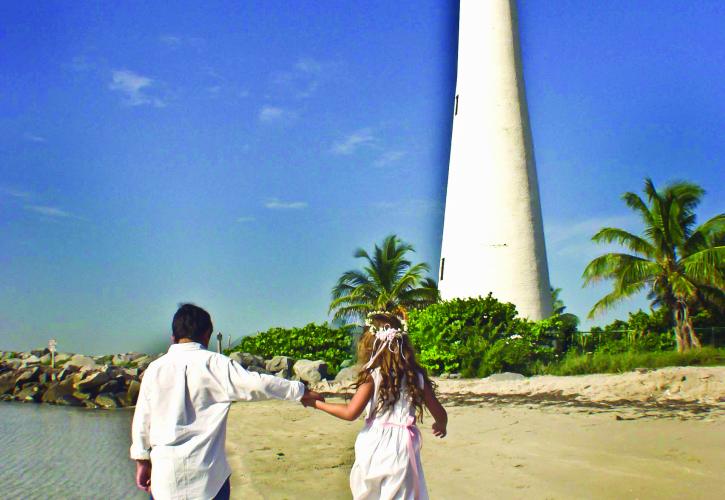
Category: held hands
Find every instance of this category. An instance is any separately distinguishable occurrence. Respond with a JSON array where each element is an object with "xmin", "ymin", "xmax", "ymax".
[
  {"xmin": 300, "ymin": 388, "xmax": 324, "ymax": 408},
  {"xmin": 135, "ymin": 460, "xmax": 152, "ymax": 493},
  {"xmin": 432, "ymin": 421, "xmax": 447, "ymax": 438}
]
